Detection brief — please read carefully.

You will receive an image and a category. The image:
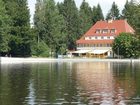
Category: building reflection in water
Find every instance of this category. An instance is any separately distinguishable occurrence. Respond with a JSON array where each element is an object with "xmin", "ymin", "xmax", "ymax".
[{"xmin": 73, "ymin": 62, "xmax": 136, "ymax": 105}]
